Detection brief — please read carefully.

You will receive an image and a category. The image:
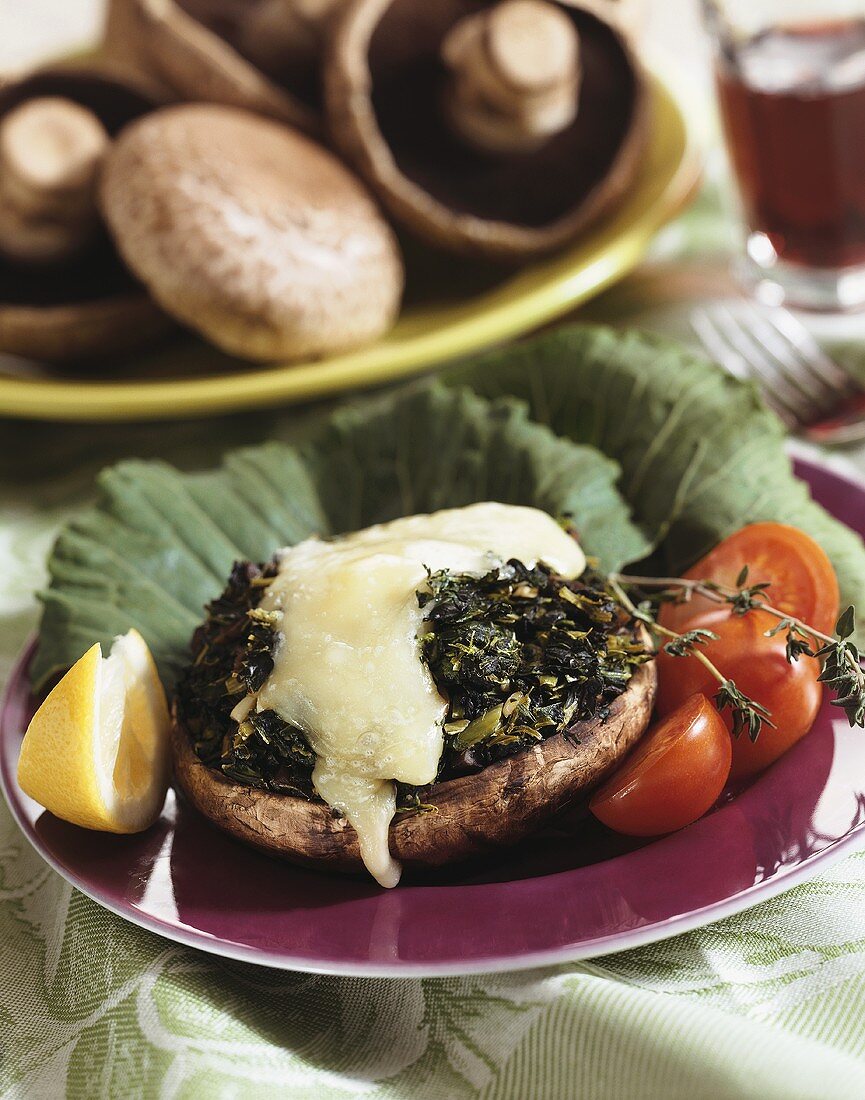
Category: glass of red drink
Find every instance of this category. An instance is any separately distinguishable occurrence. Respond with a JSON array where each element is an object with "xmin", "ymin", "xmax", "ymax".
[{"xmin": 705, "ymin": 1, "xmax": 865, "ymax": 311}]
